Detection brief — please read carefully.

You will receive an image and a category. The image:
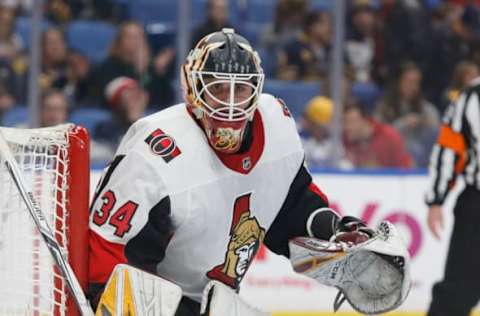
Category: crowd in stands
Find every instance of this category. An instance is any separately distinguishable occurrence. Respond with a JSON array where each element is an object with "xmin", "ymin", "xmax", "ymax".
[{"xmin": 0, "ymin": 0, "xmax": 480, "ymax": 169}]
